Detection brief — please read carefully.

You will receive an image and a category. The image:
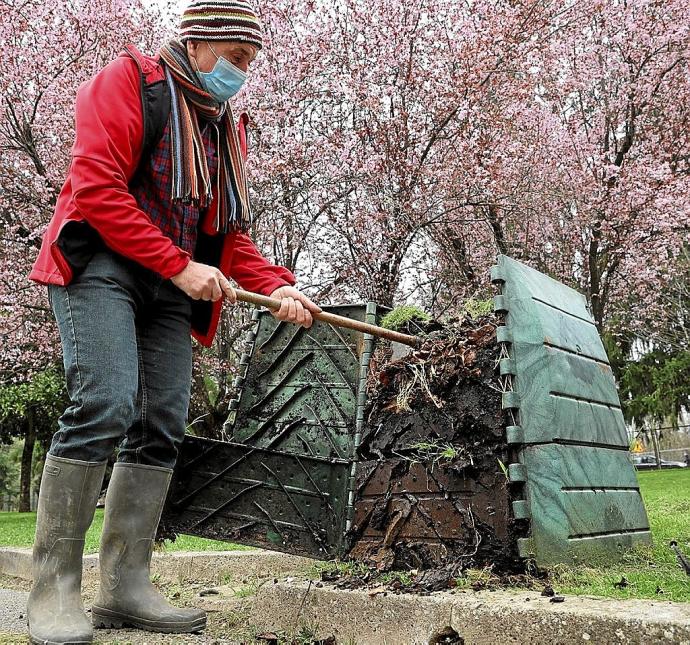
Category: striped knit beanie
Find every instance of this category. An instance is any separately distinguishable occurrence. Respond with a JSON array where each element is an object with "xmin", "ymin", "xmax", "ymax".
[{"xmin": 179, "ymin": 0, "xmax": 263, "ymax": 49}]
